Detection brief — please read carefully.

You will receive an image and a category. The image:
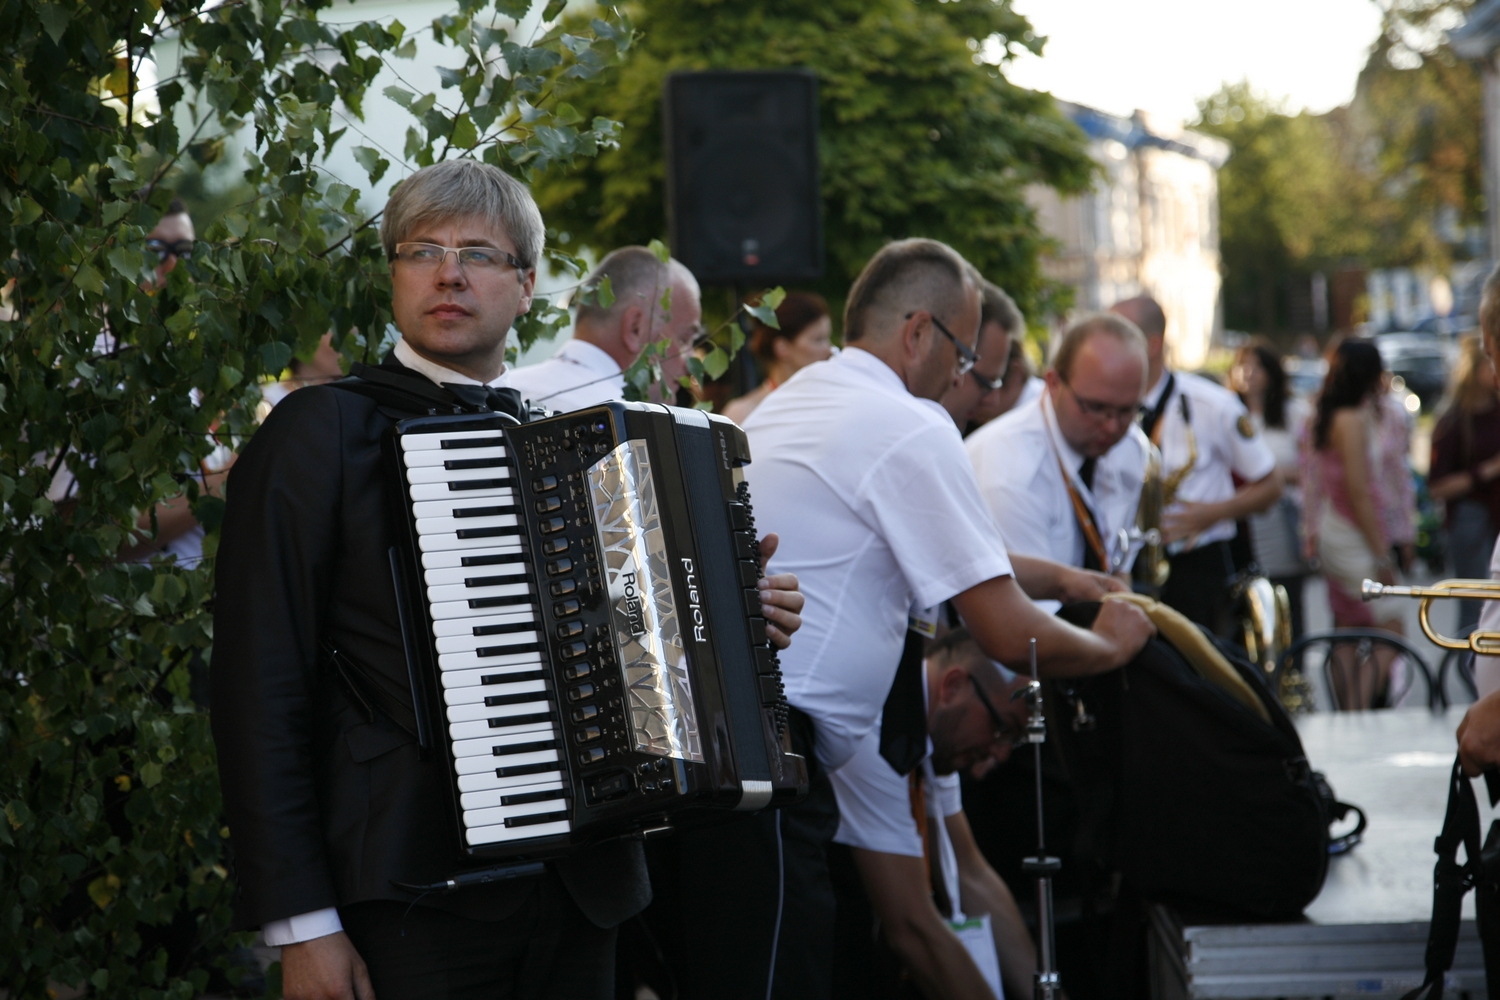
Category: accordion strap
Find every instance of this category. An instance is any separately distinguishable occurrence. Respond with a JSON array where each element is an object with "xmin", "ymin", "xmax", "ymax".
[{"xmin": 1401, "ymin": 759, "xmax": 1500, "ymax": 1000}]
